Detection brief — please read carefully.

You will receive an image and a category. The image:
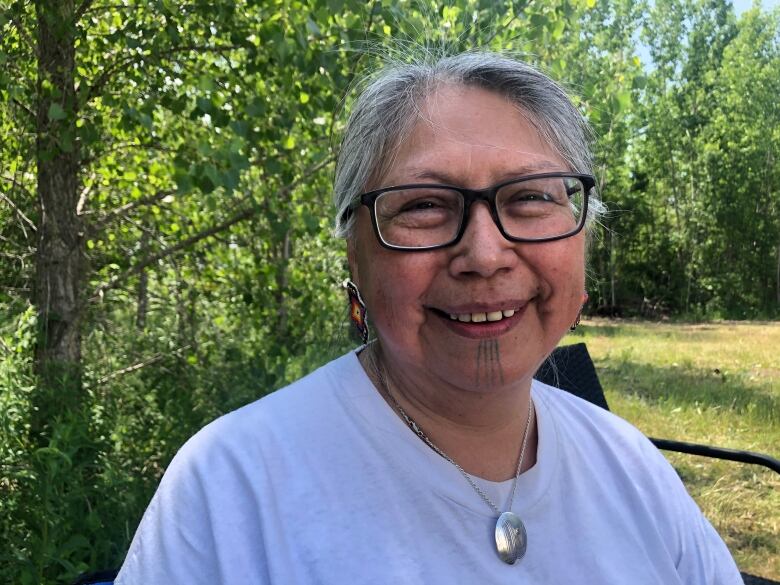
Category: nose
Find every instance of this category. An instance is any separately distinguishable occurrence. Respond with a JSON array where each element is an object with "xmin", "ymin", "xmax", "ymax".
[{"xmin": 449, "ymin": 202, "xmax": 518, "ymax": 278}]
